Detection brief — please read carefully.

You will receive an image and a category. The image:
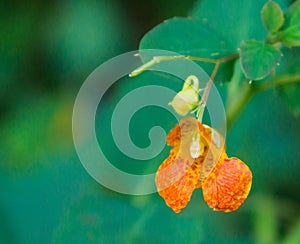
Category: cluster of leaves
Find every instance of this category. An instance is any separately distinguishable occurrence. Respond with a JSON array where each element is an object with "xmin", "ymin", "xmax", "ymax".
[
  {"xmin": 262, "ymin": 0, "xmax": 300, "ymax": 47},
  {"xmin": 241, "ymin": 0, "xmax": 300, "ymax": 80},
  {"xmin": 138, "ymin": 0, "xmax": 300, "ymax": 118}
]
